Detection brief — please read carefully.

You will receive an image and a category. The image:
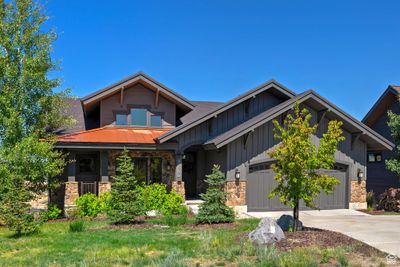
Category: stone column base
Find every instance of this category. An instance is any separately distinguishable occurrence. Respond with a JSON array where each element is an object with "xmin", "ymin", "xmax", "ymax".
[
  {"xmin": 64, "ymin": 182, "xmax": 79, "ymax": 208},
  {"xmin": 29, "ymin": 191, "xmax": 49, "ymax": 211},
  {"xmin": 349, "ymin": 202, "xmax": 367, "ymax": 210},
  {"xmin": 99, "ymin": 182, "xmax": 111, "ymax": 195},
  {"xmin": 225, "ymin": 180, "xmax": 246, "ymax": 206},
  {"xmin": 171, "ymin": 181, "xmax": 185, "ymax": 200}
]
